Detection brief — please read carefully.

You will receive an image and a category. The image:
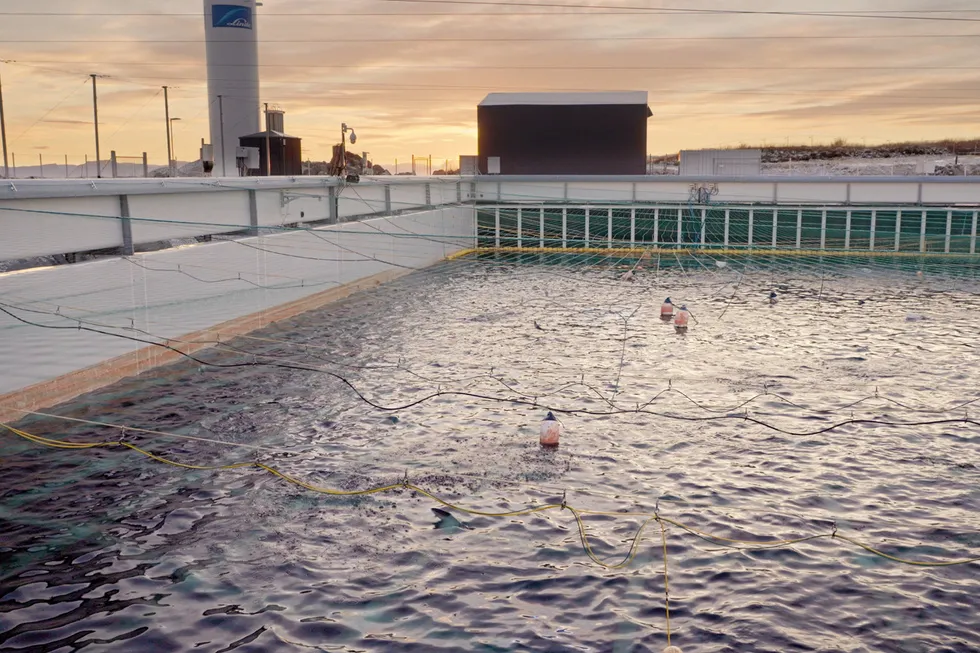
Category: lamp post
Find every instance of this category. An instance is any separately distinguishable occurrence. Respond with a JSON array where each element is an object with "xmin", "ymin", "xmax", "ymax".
[
  {"xmin": 163, "ymin": 86, "xmax": 173, "ymax": 177},
  {"xmin": 340, "ymin": 123, "xmax": 356, "ymax": 179},
  {"xmin": 169, "ymin": 117, "xmax": 181, "ymax": 176},
  {"xmin": 0, "ymin": 61, "xmax": 9, "ymax": 179},
  {"xmin": 91, "ymin": 74, "xmax": 102, "ymax": 178}
]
